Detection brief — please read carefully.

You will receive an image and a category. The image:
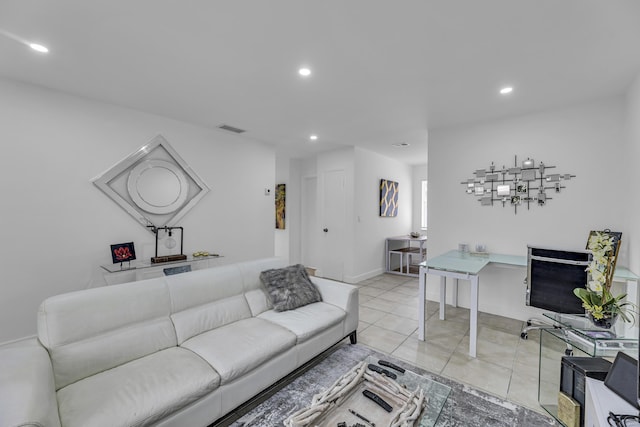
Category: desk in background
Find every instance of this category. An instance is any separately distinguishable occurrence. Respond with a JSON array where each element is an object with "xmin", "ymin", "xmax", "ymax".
[
  {"xmin": 385, "ymin": 235, "xmax": 427, "ymax": 276},
  {"xmin": 418, "ymin": 250, "xmax": 638, "ymax": 358}
]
